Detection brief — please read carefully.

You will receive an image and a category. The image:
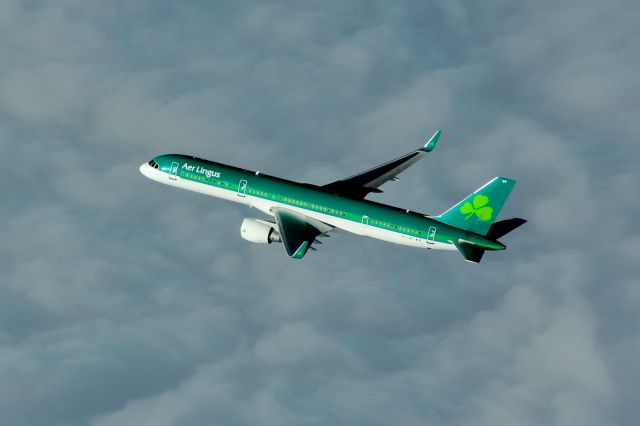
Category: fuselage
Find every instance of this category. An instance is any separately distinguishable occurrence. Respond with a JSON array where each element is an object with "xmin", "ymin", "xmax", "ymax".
[{"xmin": 139, "ymin": 154, "xmax": 504, "ymax": 252}]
